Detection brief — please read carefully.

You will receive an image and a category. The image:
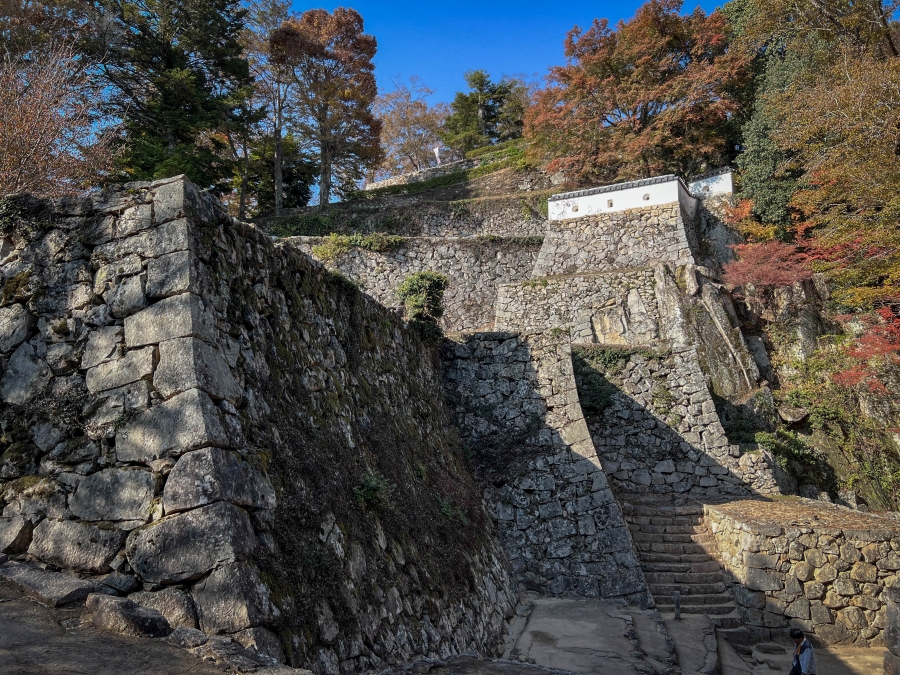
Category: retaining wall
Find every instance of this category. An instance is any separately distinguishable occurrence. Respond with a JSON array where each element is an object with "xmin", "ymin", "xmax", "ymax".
[
  {"xmin": 706, "ymin": 499, "xmax": 900, "ymax": 646},
  {"xmin": 0, "ymin": 177, "xmax": 517, "ymax": 673},
  {"xmin": 290, "ymin": 236, "xmax": 541, "ymax": 332},
  {"xmin": 441, "ymin": 332, "xmax": 649, "ymax": 604}
]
